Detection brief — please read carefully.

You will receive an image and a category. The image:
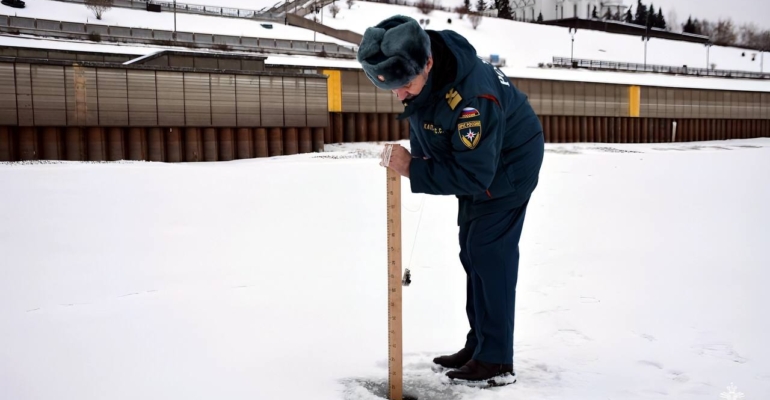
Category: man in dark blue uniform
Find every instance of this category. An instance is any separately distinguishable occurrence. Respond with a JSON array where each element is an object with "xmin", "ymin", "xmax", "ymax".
[{"xmin": 357, "ymin": 15, "xmax": 544, "ymax": 386}]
